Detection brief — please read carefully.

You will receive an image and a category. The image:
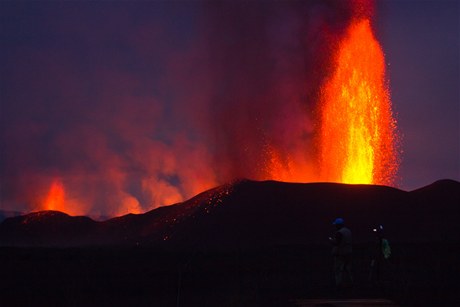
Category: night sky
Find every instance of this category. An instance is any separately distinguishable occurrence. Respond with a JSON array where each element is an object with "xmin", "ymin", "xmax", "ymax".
[
  {"xmin": 1, "ymin": 0, "xmax": 458, "ymax": 217},
  {"xmin": 378, "ymin": 0, "xmax": 459, "ymax": 190}
]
